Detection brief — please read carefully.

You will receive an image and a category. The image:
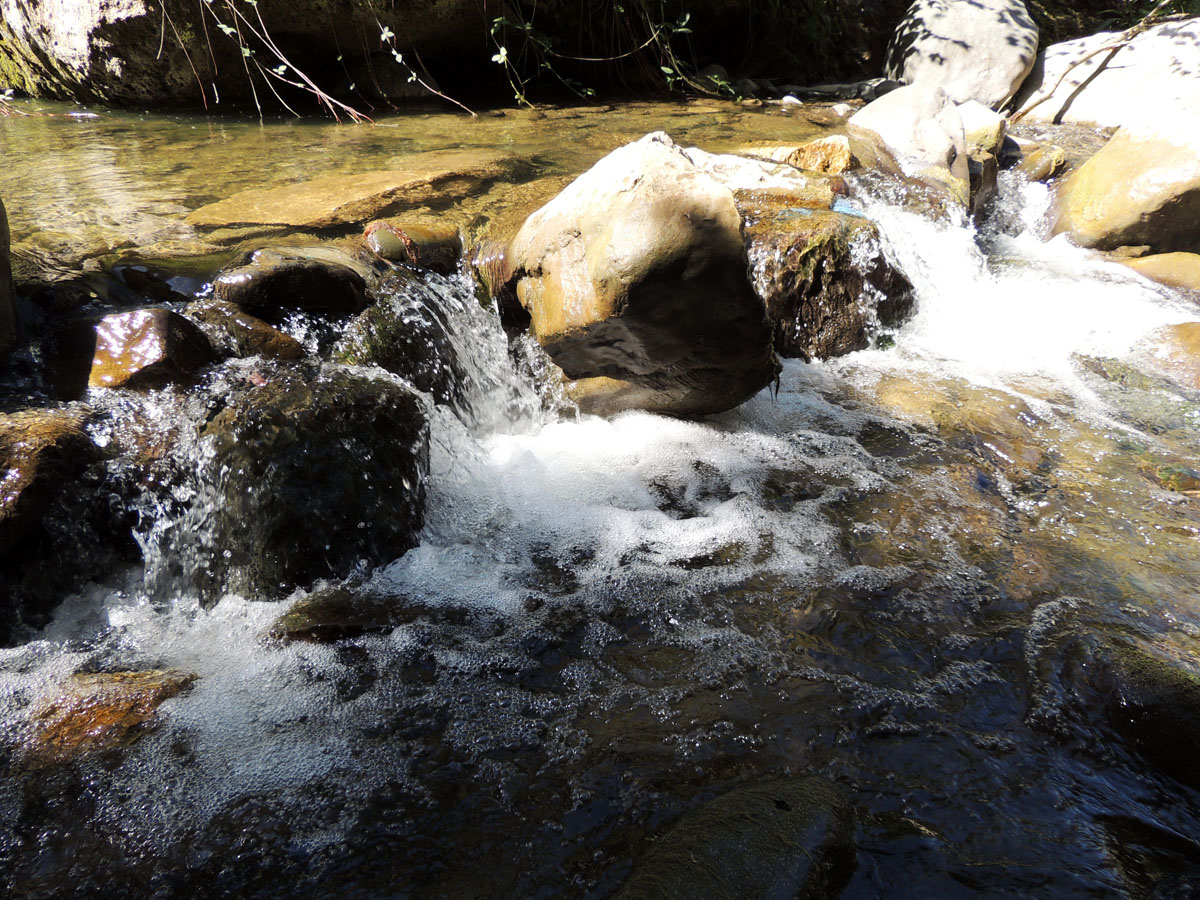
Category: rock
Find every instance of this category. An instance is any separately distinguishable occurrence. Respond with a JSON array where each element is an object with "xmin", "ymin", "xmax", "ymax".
[
  {"xmin": 848, "ymin": 83, "xmax": 969, "ymax": 206},
  {"xmin": 1147, "ymin": 462, "xmax": 1200, "ymax": 494},
  {"xmin": 793, "ymin": 78, "xmax": 902, "ymax": 102},
  {"xmin": 739, "ymin": 135, "xmax": 859, "ymax": 174},
  {"xmin": 957, "ymin": 100, "xmax": 1007, "ymax": 157},
  {"xmin": 968, "ymin": 151, "xmax": 999, "ymax": 222},
  {"xmin": 1122, "ymin": 253, "xmax": 1200, "ymax": 292},
  {"xmin": 506, "ymin": 132, "xmax": 777, "ymax": 418},
  {"xmin": 333, "ymin": 270, "xmax": 468, "ymax": 410},
  {"xmin": 1144, "ymin": 322, "xmax": 1200, "ymax": 391},
  {"xmin": 1053, "ymin": 125, "xmax": 1200, "ymax": 253},
  {"xmin": 1, "ymin": 197, "xmax": 16, "ymax": 357},
  {"xmin": 615, "ymin": 777, "xmax": 856, "ymax": 900},
  {"xmin": 88, "ymin": 308, "xmax": 213, "ymax": 389},
  {"xmin": 267, "ymin": 585, "xmax": 411, "ymax": 643},
  {"xmin": 1013, "ymin": 140, "xmax": 1067, "ymax": 182},
  {"xmin": 681, "ymin": 146, "xmax": 844, "ymax": 209},
  {"xmin": 211, "ymin": 246, "xmax": 371, "ymax": 319},
  {"xmin": 183, "ymin": 298, "xmax": 304, "ymax": 361},
  {"xmin": 885, "ymin": 0, "xmax": 1039, "ymax": 108},
  {"xmin": 364, "ymin": 220, "xmax": 463, "ymax": 274},
  {"xmin": 1011, "ymin": 19, "xmax": 1200, "ymax": 130},
  {"xmin": 744, "ymin": 206, "xmax": 914, "ymax": 361},
  {"xmin": 186, "ymin": 150, "xmax": 523, "ymax": 228},
  {"xmin": 17, "ymin": 669, "xmax": 196, "ymax": 769},
  {"xmin": 163, "ymin": 363, "xmax": 429, "ymax": 606}
]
